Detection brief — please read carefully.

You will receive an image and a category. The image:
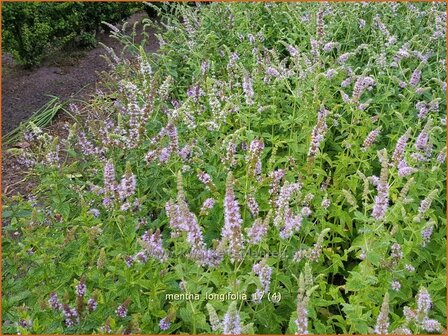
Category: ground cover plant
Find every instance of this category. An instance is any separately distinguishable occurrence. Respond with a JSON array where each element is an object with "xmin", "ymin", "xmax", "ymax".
[{"xmin": 2, "ymin": 2, "xmax": 446, "ymax": 334}]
